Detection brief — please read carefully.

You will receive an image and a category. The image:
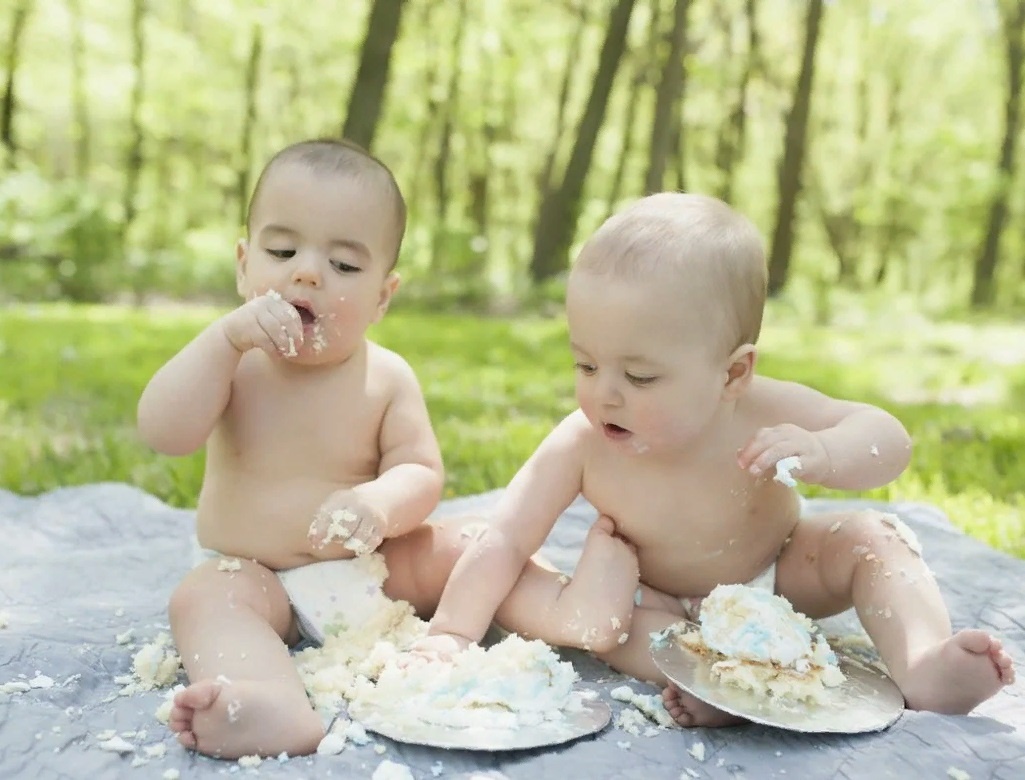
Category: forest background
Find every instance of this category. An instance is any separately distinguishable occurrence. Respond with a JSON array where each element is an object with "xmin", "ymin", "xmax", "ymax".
[{"xmin": 1, "ymin": 0, "xmax": 1023, "ymax": 558}]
